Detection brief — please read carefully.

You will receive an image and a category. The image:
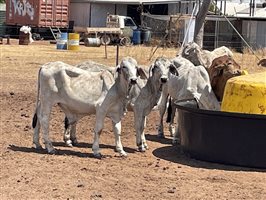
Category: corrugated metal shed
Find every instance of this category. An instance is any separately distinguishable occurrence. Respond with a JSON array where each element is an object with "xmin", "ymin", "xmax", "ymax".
[
  {"xmin": 0, "ymin": 3, "xmax": 6, "ymax": 36},
  {"xmin": 70, "ymin": 0, "xmax": 194, "ymax": 27}
]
